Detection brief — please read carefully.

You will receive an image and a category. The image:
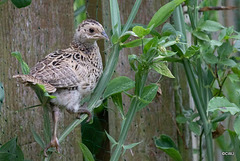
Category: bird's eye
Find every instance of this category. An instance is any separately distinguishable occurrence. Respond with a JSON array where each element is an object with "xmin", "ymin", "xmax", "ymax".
[{"xmin": 89, "ymin": 28, "xmax": 94, "ymax": 33}]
